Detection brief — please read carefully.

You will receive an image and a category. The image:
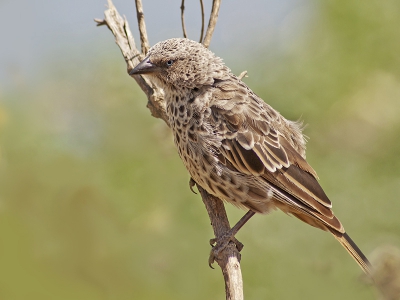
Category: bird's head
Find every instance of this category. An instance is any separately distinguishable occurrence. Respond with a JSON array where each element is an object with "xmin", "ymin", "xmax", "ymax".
[{"xmin": 129, "ymin": 38, "xmax": 228, "ymax": 90}]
